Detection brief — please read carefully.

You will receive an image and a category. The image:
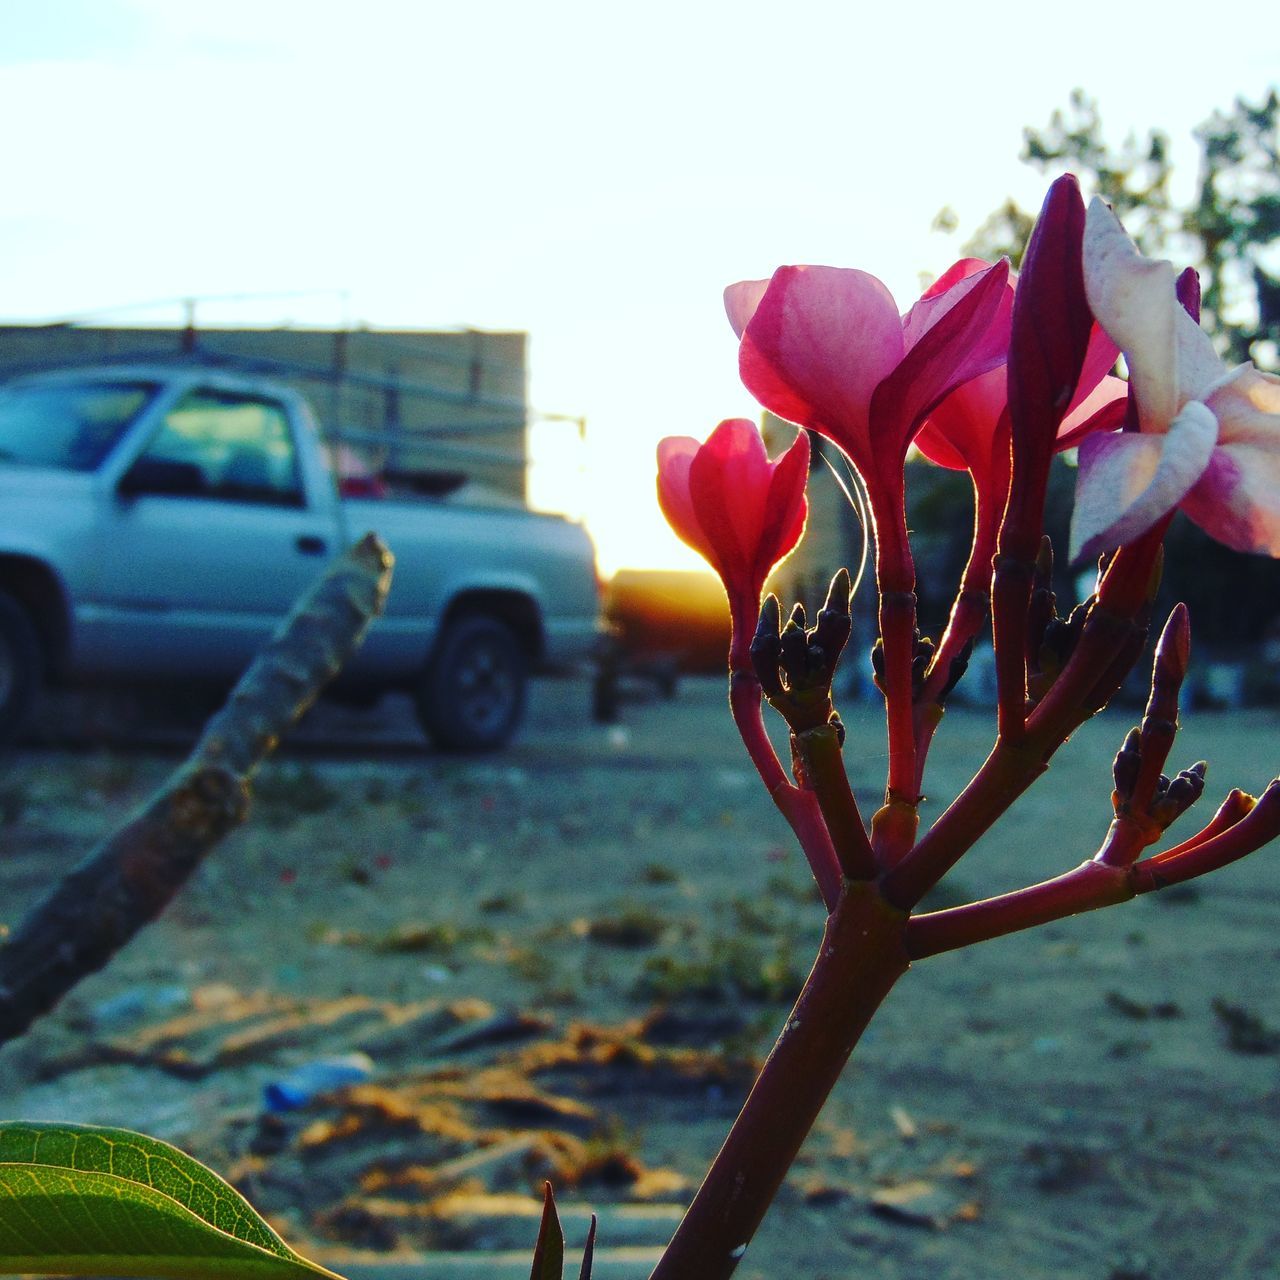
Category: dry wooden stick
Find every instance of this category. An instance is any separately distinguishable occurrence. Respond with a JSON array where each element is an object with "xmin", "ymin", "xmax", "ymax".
[{"xmin": 0, "ymin": 533, "xmax": 393, "ymax": 1044}]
